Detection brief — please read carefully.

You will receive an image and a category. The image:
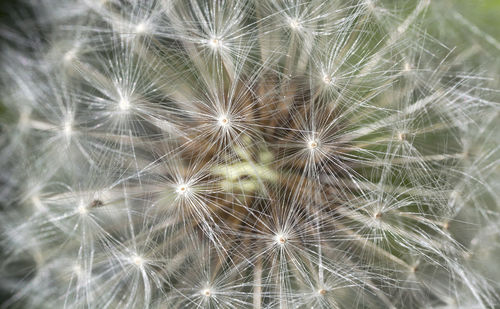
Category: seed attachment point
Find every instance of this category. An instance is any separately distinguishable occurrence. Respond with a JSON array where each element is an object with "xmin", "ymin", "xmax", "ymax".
[
  {"xmin": 118, "ymin": 98, "xmax": 130, "ymax": 111},
  {"xmin": 289, "ymin": 18, "xmax": 302, "ymax": 30},
  {"xmin": 308, "ymin": 140, "xmax": 318, "ymax": 150},
  {"xmin": 63, "ymin": 121, "xmax": 73, "ymax": 137},
  {"xmin": 135, "ymin": 22, "xmax": 148, "ymax": 34},
  {"xmin": 275, "ymin": 233, "xmax": 287, "ymax": 245},
  {"xmin": 77, "ymin": 202, "xmax": 88, "ymax": 215},
  {"xmin": 201, "ymin": 288, "xmax": 212, "ymax": 297},
  {"xmin": 64, "ymin": 50, "xmax": 76, "ymax": 63},
  {"xmin": 176, "ymin": 184, "xmax": 190, "ymax": 195},
  {"xmin": 397, "ymin": 132, "xmax": 407, "ymax": 141},
  {"xmin": 131, "ymin": 255, "xmax": 144, "ymax": 267},
  {"xmin": 218, "ymin": 115, "xmax": 230, "ymax": 127},
  {"xmin": 208, "ymin": 37, "xmax": 223, "ymax": 49}
]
